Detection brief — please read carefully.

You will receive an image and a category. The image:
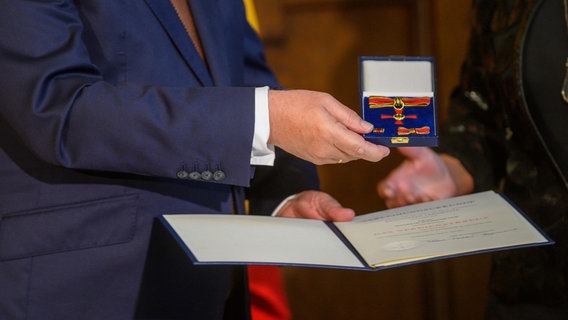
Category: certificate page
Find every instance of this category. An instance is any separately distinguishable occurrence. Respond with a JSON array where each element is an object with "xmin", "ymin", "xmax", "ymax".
[
  {"xmin": 162, "ymin": 214, "xmax": 366, "ymax": 269},
  {"xmin": 334, "ymin": 191, "xmax": 550, "ymax": 268}
]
